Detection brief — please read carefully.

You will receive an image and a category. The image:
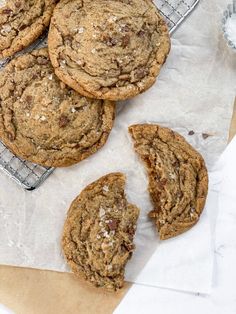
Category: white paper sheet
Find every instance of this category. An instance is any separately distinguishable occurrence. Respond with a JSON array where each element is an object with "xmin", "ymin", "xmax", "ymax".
[
  {"xmin": 0, "ymin": 0, "xmax": 235, "ymax": 293},
  {"xmin": 114, "ymin": 136, "xmax": 236, "ymax": 314}
]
